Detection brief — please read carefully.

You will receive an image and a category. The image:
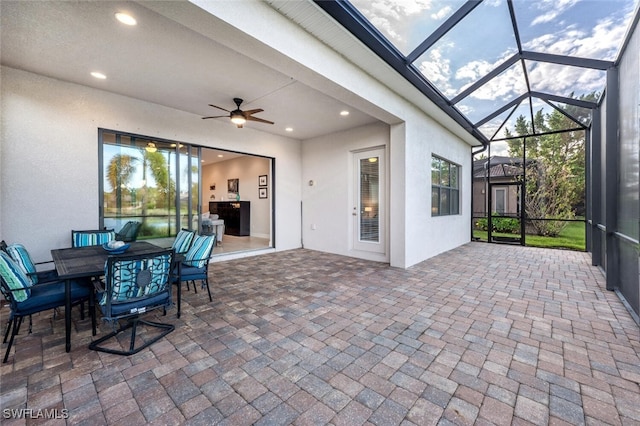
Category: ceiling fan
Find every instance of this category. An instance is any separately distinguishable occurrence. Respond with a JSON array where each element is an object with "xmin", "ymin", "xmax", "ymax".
[{"xmin": 202, "ymin": 98, "xmax": 274, "ymax": 128}]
